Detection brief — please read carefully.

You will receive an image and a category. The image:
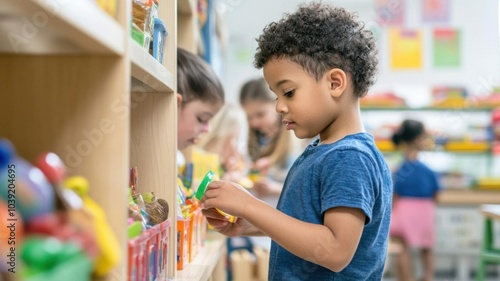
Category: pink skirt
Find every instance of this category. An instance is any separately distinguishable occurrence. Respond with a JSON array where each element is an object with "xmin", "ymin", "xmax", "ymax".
[{"xmin": 390, "ymin": 198, "xmax": 436, "ymax": 248}]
